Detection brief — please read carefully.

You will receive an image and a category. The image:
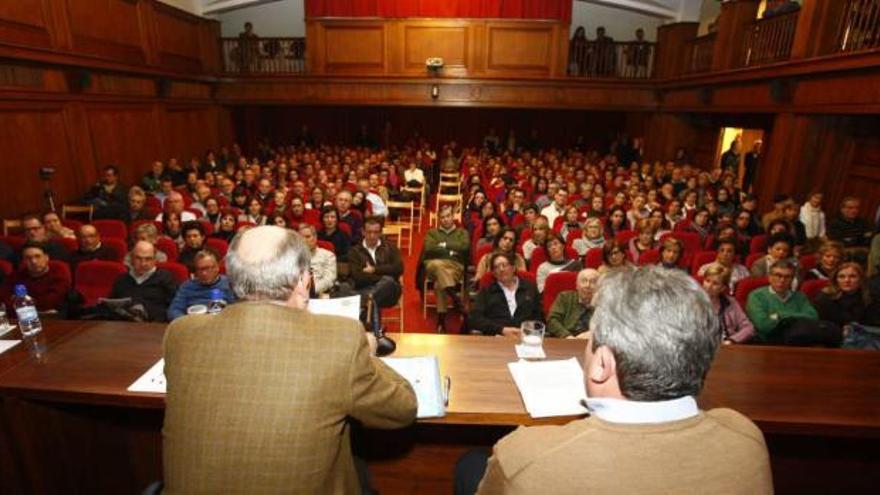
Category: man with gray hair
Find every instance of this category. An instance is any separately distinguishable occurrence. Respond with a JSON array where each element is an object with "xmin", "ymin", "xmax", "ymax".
[
  {"xmin": 458, "ymin": 266, "xmax": 772, "ymax": 494},
  {"xmin": 162, "ymin": 226, "xmax": 416, "ymax": 494}
]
